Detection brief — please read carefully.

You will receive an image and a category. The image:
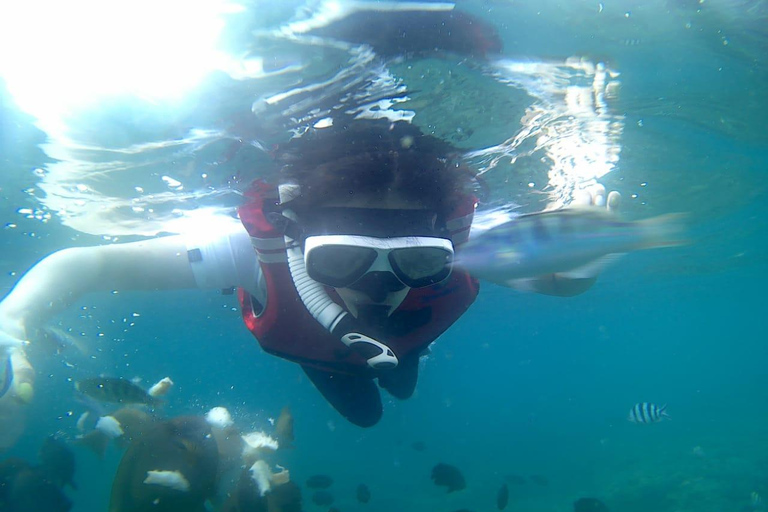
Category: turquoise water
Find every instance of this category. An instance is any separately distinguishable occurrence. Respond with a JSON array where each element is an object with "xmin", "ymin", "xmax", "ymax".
[{"xmin": 1, "ymin": 1, "xmax": 767, "ymax": 511}]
